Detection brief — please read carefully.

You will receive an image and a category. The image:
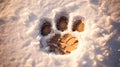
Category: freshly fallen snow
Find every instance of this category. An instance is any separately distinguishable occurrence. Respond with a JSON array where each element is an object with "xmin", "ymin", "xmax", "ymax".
[{"xmin": 0, "ymin": 0, "xmax": 120, "ymax": 67}]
